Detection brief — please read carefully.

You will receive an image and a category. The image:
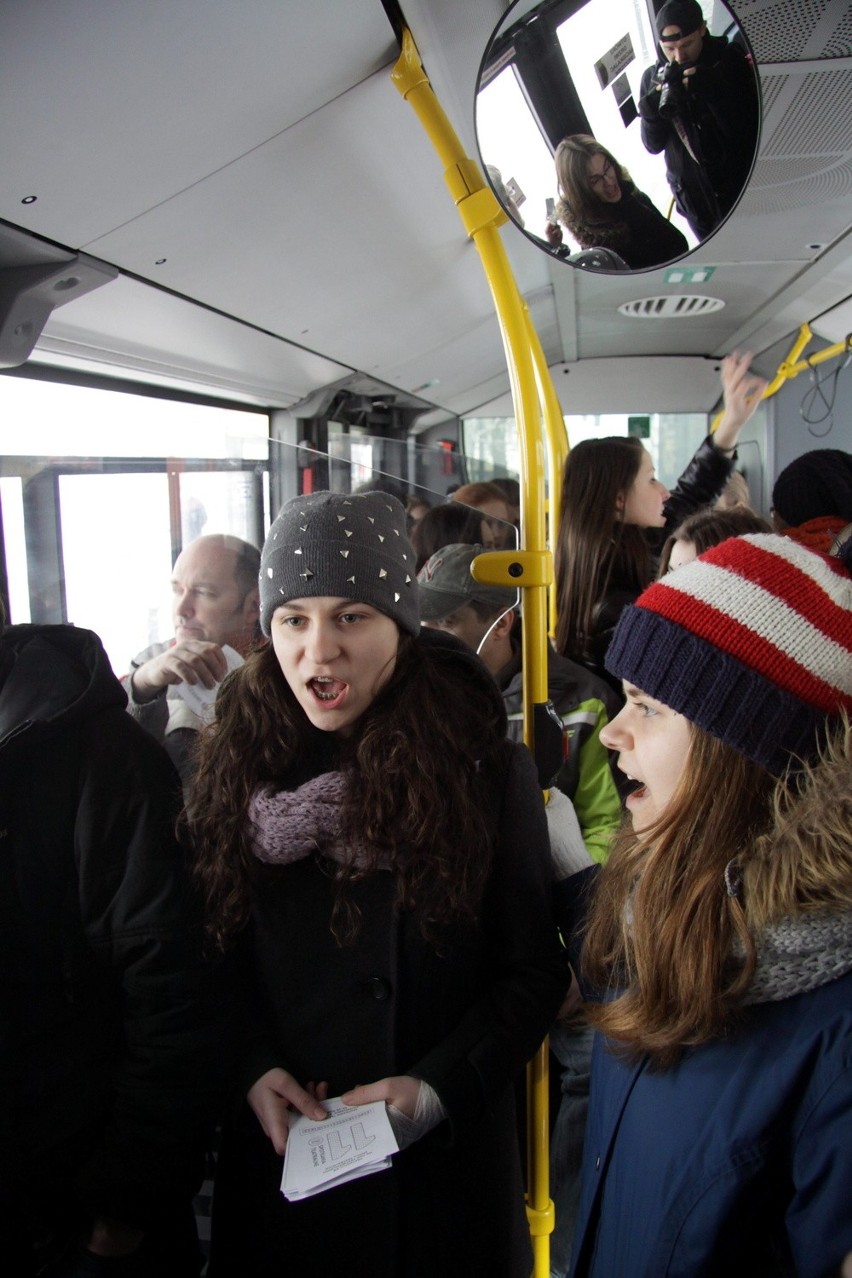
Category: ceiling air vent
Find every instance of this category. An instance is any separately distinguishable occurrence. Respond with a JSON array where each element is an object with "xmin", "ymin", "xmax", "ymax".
[{"xmin": 618, "ymin": 295, "xmax": 725, "ymax": 319}]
